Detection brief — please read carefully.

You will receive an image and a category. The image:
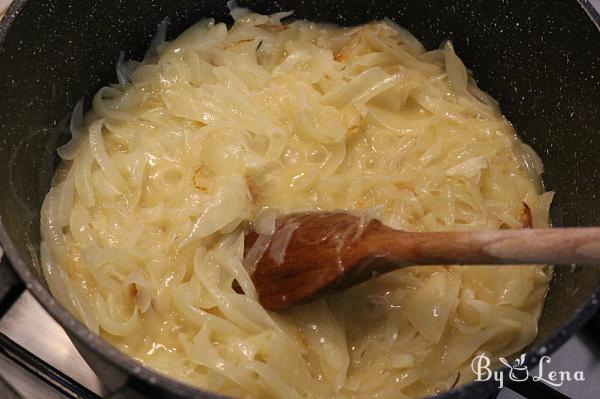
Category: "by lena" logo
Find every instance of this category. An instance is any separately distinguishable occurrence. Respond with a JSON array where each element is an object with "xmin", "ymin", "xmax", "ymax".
[{"xmin": 471, "ymin": 353, "xmax": 586, "ymax": 388}]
